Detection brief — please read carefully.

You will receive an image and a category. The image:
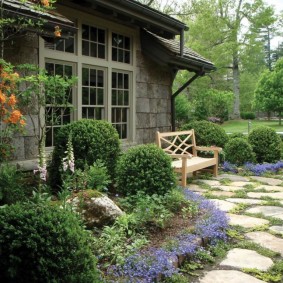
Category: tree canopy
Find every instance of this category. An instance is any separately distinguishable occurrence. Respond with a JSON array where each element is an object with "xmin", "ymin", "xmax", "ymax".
[{"xmin": 254, "ymin": 57, "xmax": 283, "ymax": 125}]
